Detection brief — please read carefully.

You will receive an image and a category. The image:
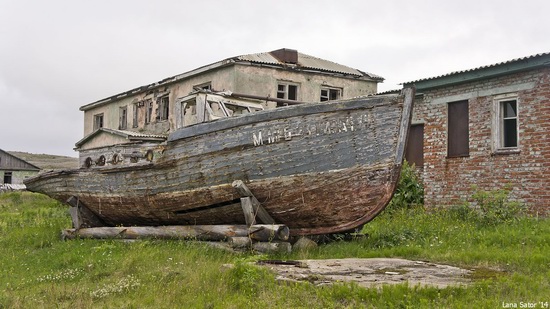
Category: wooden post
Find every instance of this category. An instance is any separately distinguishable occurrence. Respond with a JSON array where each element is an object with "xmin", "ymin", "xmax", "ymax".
[
  {"xmin": 232, "ymin": 180, "xmax": 275, "ymax": 224},
  {"xmin": 66, "ymin": 196, "xmax": 105, "ymax": 229},
  {"xmin": 240, "ymin": 197, "xmax": 256, "ymax": 226}
]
